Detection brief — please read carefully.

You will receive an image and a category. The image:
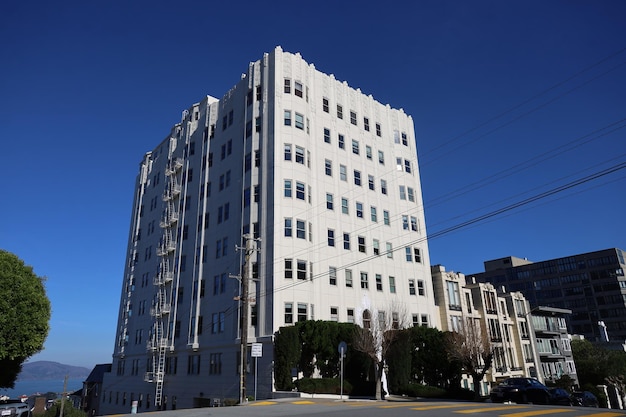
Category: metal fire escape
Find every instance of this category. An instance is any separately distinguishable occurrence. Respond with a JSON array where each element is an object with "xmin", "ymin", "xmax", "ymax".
[{"xmin": 146, "ymin": 145, "xmax": 183, "ymax": 408}]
